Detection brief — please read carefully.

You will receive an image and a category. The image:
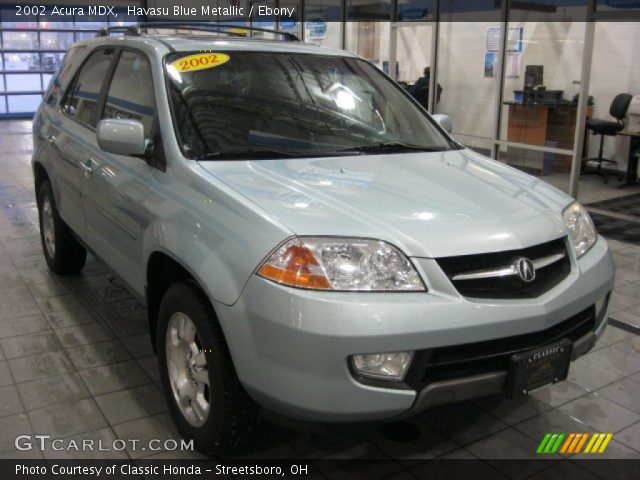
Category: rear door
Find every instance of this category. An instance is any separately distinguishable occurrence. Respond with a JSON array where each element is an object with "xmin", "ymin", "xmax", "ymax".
[
  {"xmin": 48, "ymin": 48, "xmax": 116, "ymax": 238},
  {"xmin": 82, "ymin": 49, "xmax": 158, "ymax": 290}
]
